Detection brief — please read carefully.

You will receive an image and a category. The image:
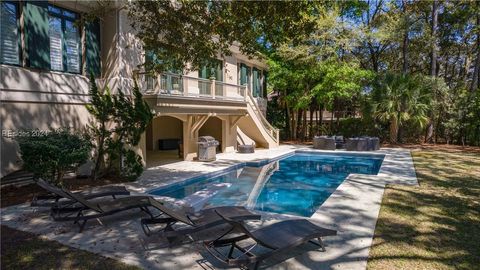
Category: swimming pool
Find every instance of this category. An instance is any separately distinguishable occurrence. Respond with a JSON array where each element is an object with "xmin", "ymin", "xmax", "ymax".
[{"xmin": 150, "ymin": 153, "xmax": 384, "ymax": 217}]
